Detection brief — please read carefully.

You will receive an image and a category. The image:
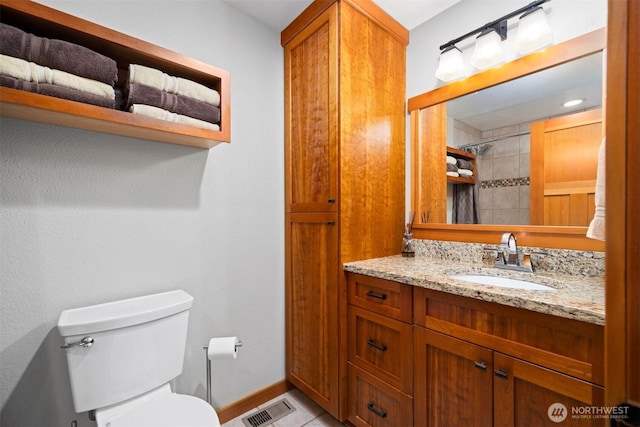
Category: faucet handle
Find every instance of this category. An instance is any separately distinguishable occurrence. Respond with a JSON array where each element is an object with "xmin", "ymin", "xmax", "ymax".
[{"xmin": 483, "ymin": 246, "xmax": 506, "ymax": 265}]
